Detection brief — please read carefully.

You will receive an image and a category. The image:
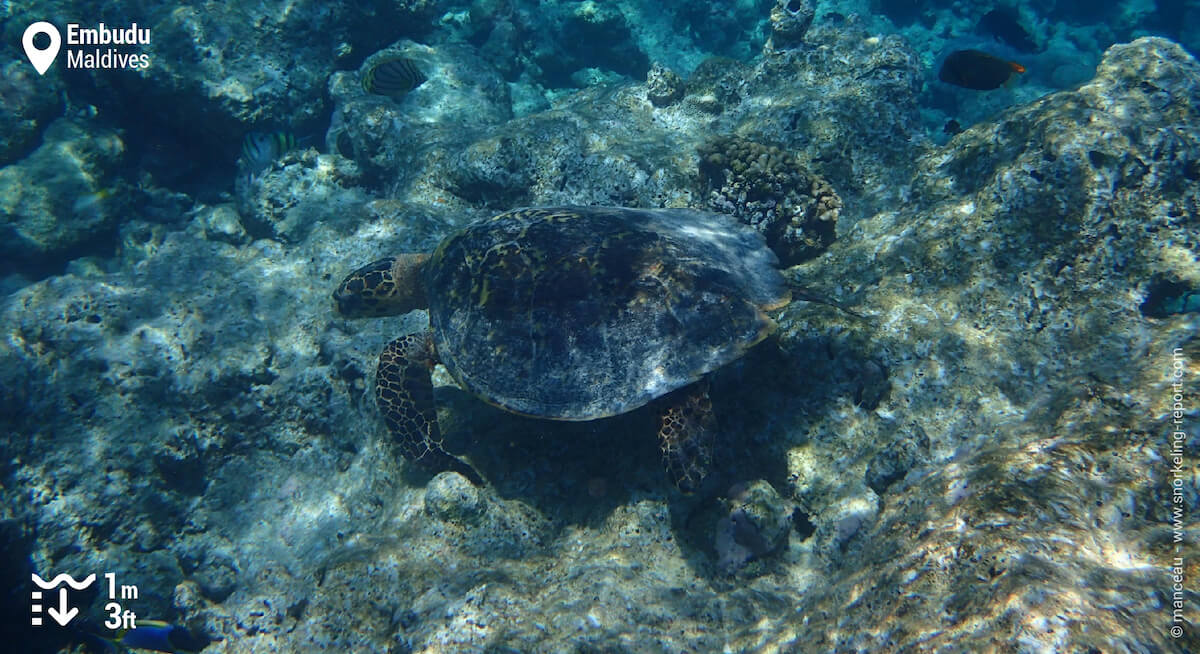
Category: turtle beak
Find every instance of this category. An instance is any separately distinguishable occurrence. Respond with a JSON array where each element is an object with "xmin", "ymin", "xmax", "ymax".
[{"xmin": 333, "ymin": 284, "xmax": 398, "ymax": 318}]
